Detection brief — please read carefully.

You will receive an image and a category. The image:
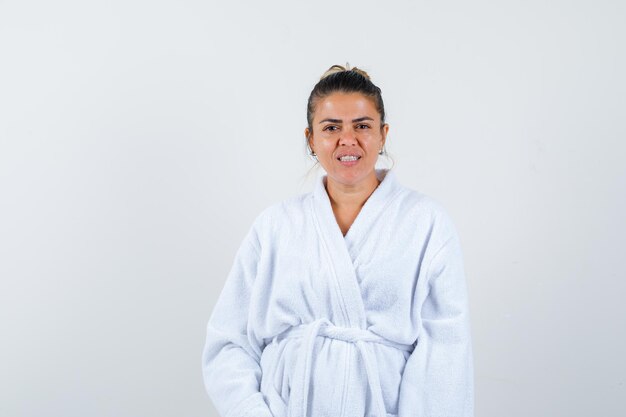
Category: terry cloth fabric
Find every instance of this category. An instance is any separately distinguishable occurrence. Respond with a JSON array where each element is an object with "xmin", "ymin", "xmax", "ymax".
[{"xmin": 202, "ymin": 168, "xmax": 474, "ymax": 417}]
